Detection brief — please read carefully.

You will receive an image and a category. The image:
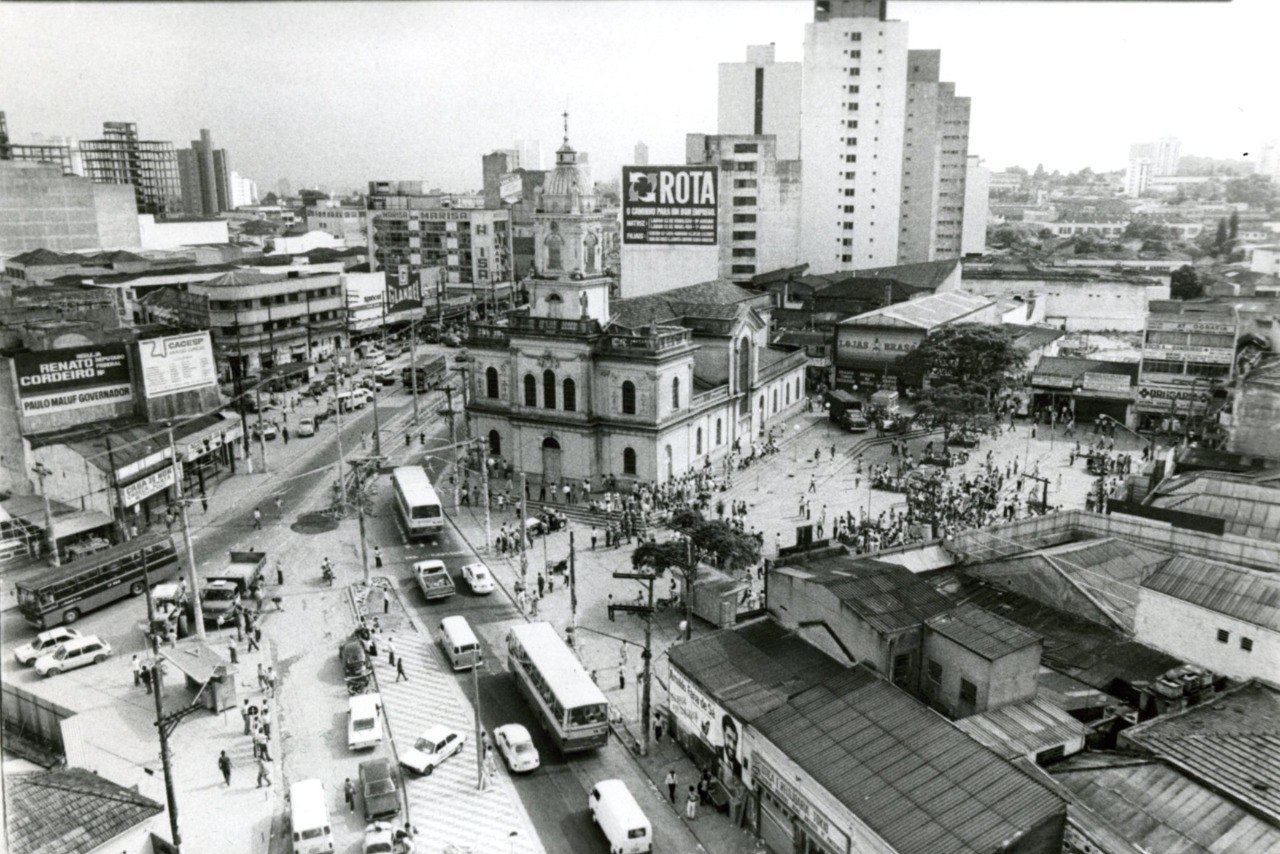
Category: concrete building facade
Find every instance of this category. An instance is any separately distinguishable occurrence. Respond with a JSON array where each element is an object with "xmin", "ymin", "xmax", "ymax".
[
  {"xmin": 897, "ymin": 49, "xmax": 969, "ymax": 264},
  {"xmin": 0, "ymin": 161, "xmax": 140, "ymax": 254},
  {"xmin": 176, "ymin": 129, "xmax": 232, "ymax": 216},
  {"xmin": 304, "ymin": 202, "xmax": 369, "ymax": 247},
  {"xmin": 961, "ymin": 155, "xmax": 990, "ymax": 256},
  {"xmin": 80, "ymin": 122, "xmax": 183, "ymax": 218},
  {"xmin": 686, "ymin": 133, "xmax": 801, "ymax": 286},
  {"xmin": 717, "ymin": 44, "xmax": 802, "ymax": 162},
  {"xmin": 800, "ymin": 0, "xmax": 909, "ymax": 274}
]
